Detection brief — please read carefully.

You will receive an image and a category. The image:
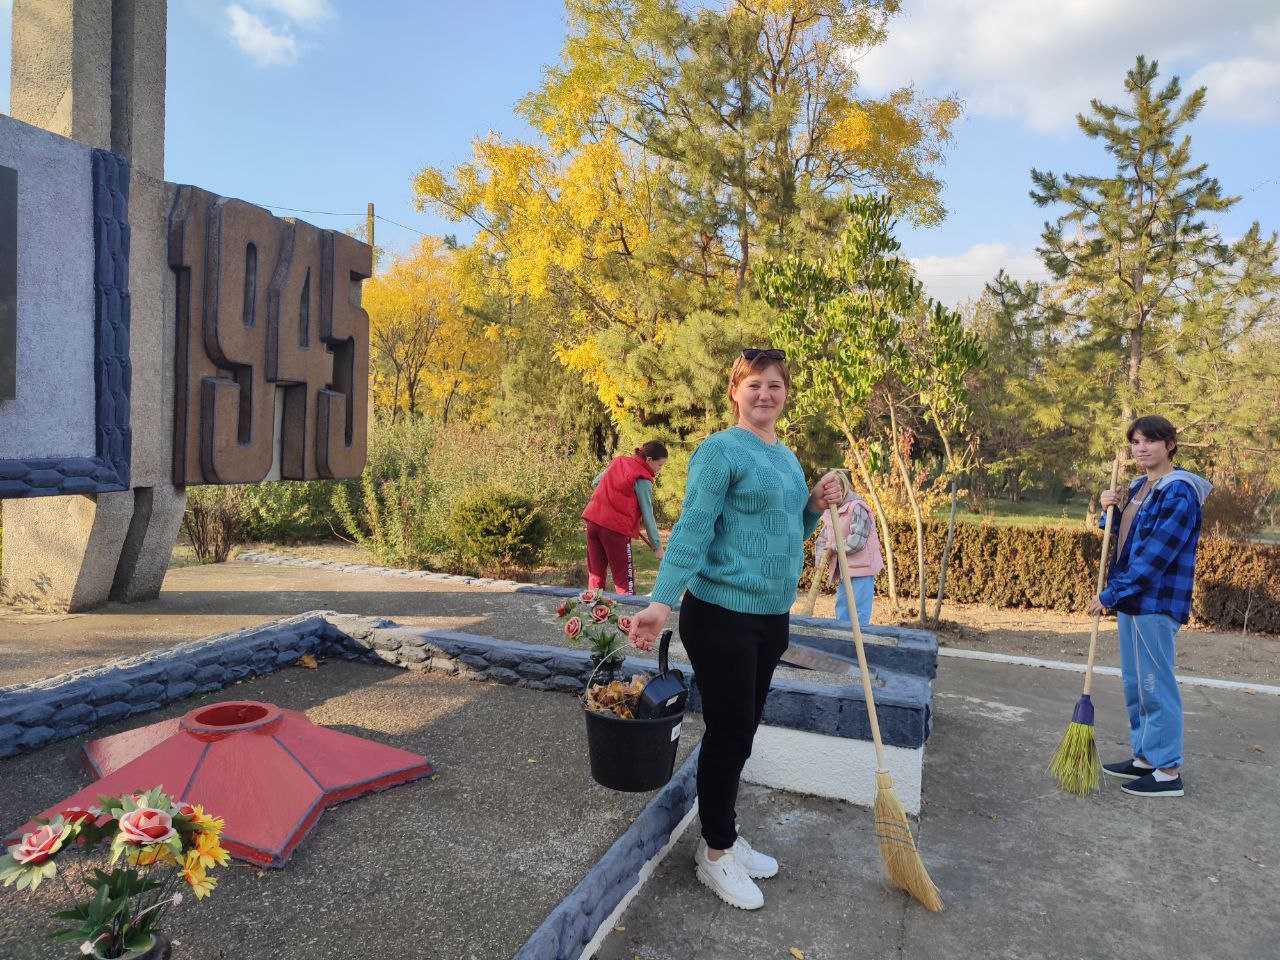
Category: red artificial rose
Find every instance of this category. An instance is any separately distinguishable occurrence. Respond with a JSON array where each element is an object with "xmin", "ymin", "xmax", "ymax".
[
  {"xmin": 11, "ymin": 825, "xmax": 63, "ymax": 865},
  {"xmin": 618, "ymin": 615, "xmax": 634, "ymax": 632},
  {"xmin": 557, "ymin": 601, "xmax": 569, "ymax": 618},
  {"xmin": 118, "ymin": 808, "xmax": 176, "ymax": 845},
  {"xmin": 564, "ymin": 617, "xmax": 583, "ymax": 640},
  {"xmin": 174, "ymin": 803, "xmax": 196, "ymax": 818},
  {"xmin": 591, "ymin": 604, "xmax": 611, "ymax": 623},
  {"xmin": 59, "ymin": 807, "xmax": 95, "ymax": 824}
]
